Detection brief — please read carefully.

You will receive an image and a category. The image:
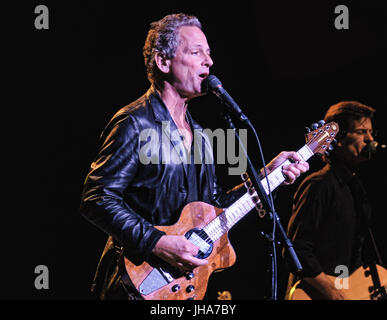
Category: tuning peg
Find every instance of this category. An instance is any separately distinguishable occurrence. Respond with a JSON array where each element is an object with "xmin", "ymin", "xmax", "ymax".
[
  {"xmin": 305, "ymin": 126, "xmax": 311, "ymax": 133},
  {"xmin": 245, "ymin": 180, "xmax": 254, "ymax": 193},
  {"xmin": 318, "ymin": 120, "xmax": 325, "ymax": 127},
  {"xmin": 332, "ymin": 138, "xmax": 338, "ymax": 145},
  {"xmin": 324, "ymin": 151, "xmax": 330, "ymax": 157},
  {"xmin": 311, "ymin": 123, "xmax": 318, "ymax": 130},
  {"xmin": 255, "ymin": 203, "xmax": 266, "ymax": 218},
  {"xmin": 328, "ymin": 145, "xmax": 334, "ymax": 151},
  {"xmin": 241, "ymin": 172, "xmax": 249, "ymax": 182}
]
